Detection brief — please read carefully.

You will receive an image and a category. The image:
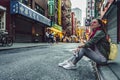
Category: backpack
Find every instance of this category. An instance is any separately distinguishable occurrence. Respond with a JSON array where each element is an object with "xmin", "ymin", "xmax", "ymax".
[{"xmin": 108, "ymin": 39, "xmax": 118, "ymax": 60}]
